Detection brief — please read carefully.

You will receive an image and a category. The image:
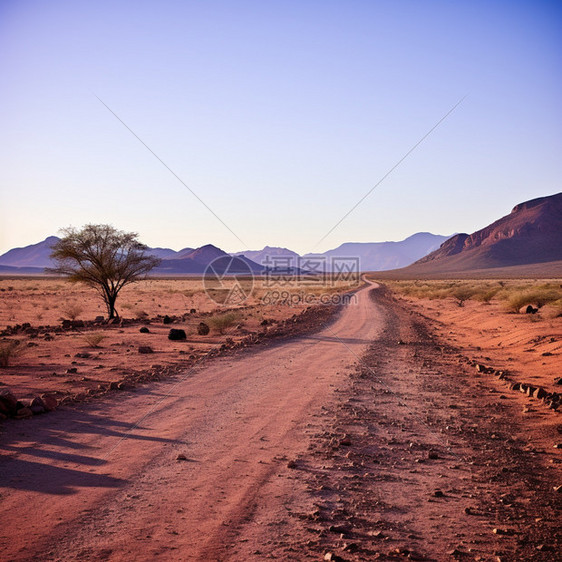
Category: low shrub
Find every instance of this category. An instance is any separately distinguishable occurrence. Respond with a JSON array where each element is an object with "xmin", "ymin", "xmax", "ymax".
[
  {"xmin": 63, "ymin": 302, "xmax": 84, "ymax": 320},
  {"xmin": 0, "ymin": 340, "xmax": 22, "ymax": 367},
  {"xmin": 83, "ymin": 332, "xmax": 106, "ymax": 348},
  {"xmin": 504, "ymin": 289, "xmax": 561, "ymax": 313},
  {"xmin": 208, "ymin": 312, "xmax": 240, "ymax": 334}
]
